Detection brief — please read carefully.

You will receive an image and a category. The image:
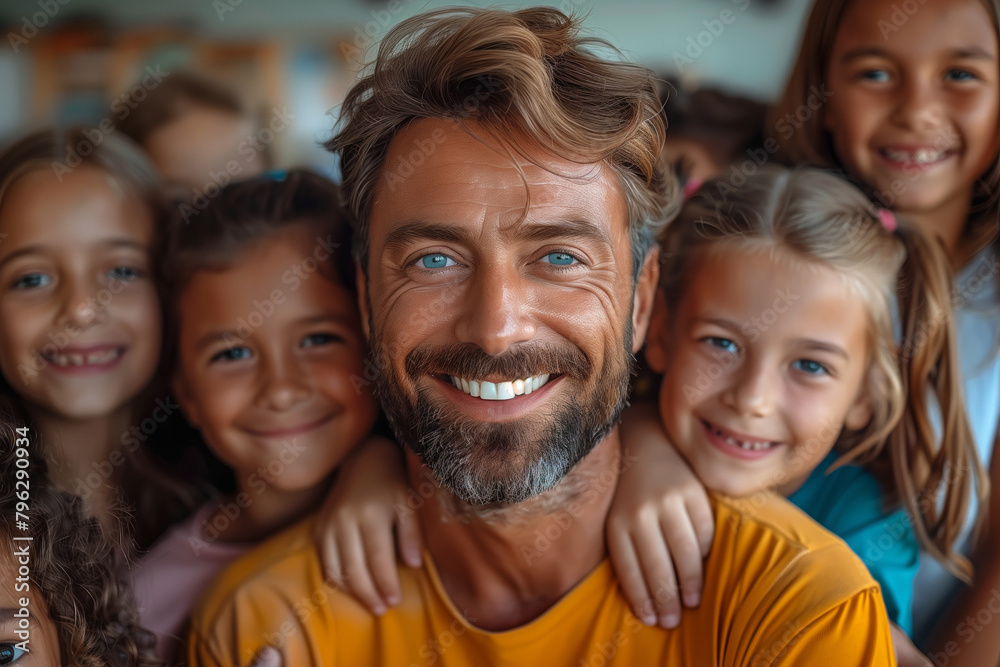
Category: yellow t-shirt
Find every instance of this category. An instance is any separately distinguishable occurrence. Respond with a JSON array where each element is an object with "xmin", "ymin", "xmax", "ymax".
[{"xmin": 188, "ymin": 494, "xmax": 896, "ymax": 666}]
